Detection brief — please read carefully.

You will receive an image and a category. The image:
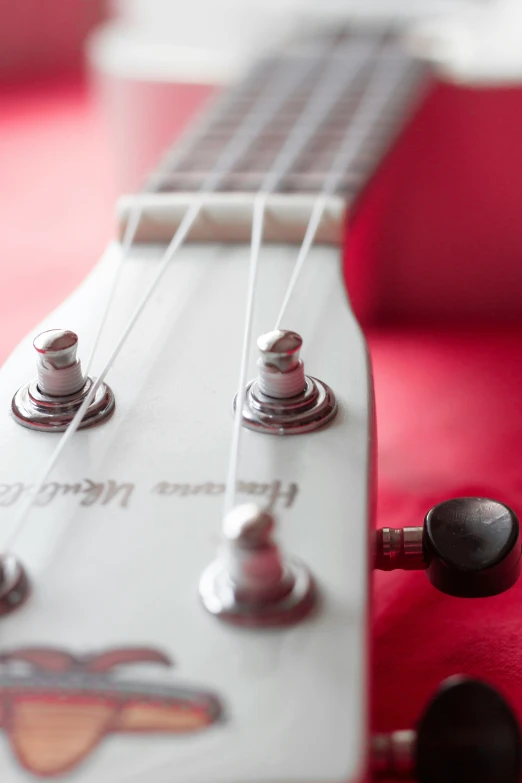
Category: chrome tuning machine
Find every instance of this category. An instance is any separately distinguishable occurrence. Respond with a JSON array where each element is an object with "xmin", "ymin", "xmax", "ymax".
[
  {"xmin": 199, "ymin": 503, "xmax": 316, "ymax": 627},
  {"xmin": 12, "ymin": 329, "xmax": 115, "ymax": 432},
  {"xmin": 235, "ymin": 329, "xmax": 337, "ymax": 435},
  {"xmin": 374, "ymin": 497, "xmax": 521, "ymax": 597}
]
